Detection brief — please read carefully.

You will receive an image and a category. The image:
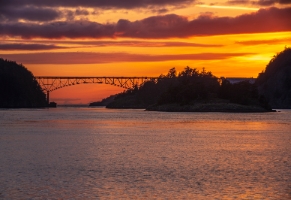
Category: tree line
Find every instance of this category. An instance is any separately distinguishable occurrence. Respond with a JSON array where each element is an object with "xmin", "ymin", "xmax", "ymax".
[{"xmin": 107, "ymin": 66, "xmax": 270, "ymax": 109}]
